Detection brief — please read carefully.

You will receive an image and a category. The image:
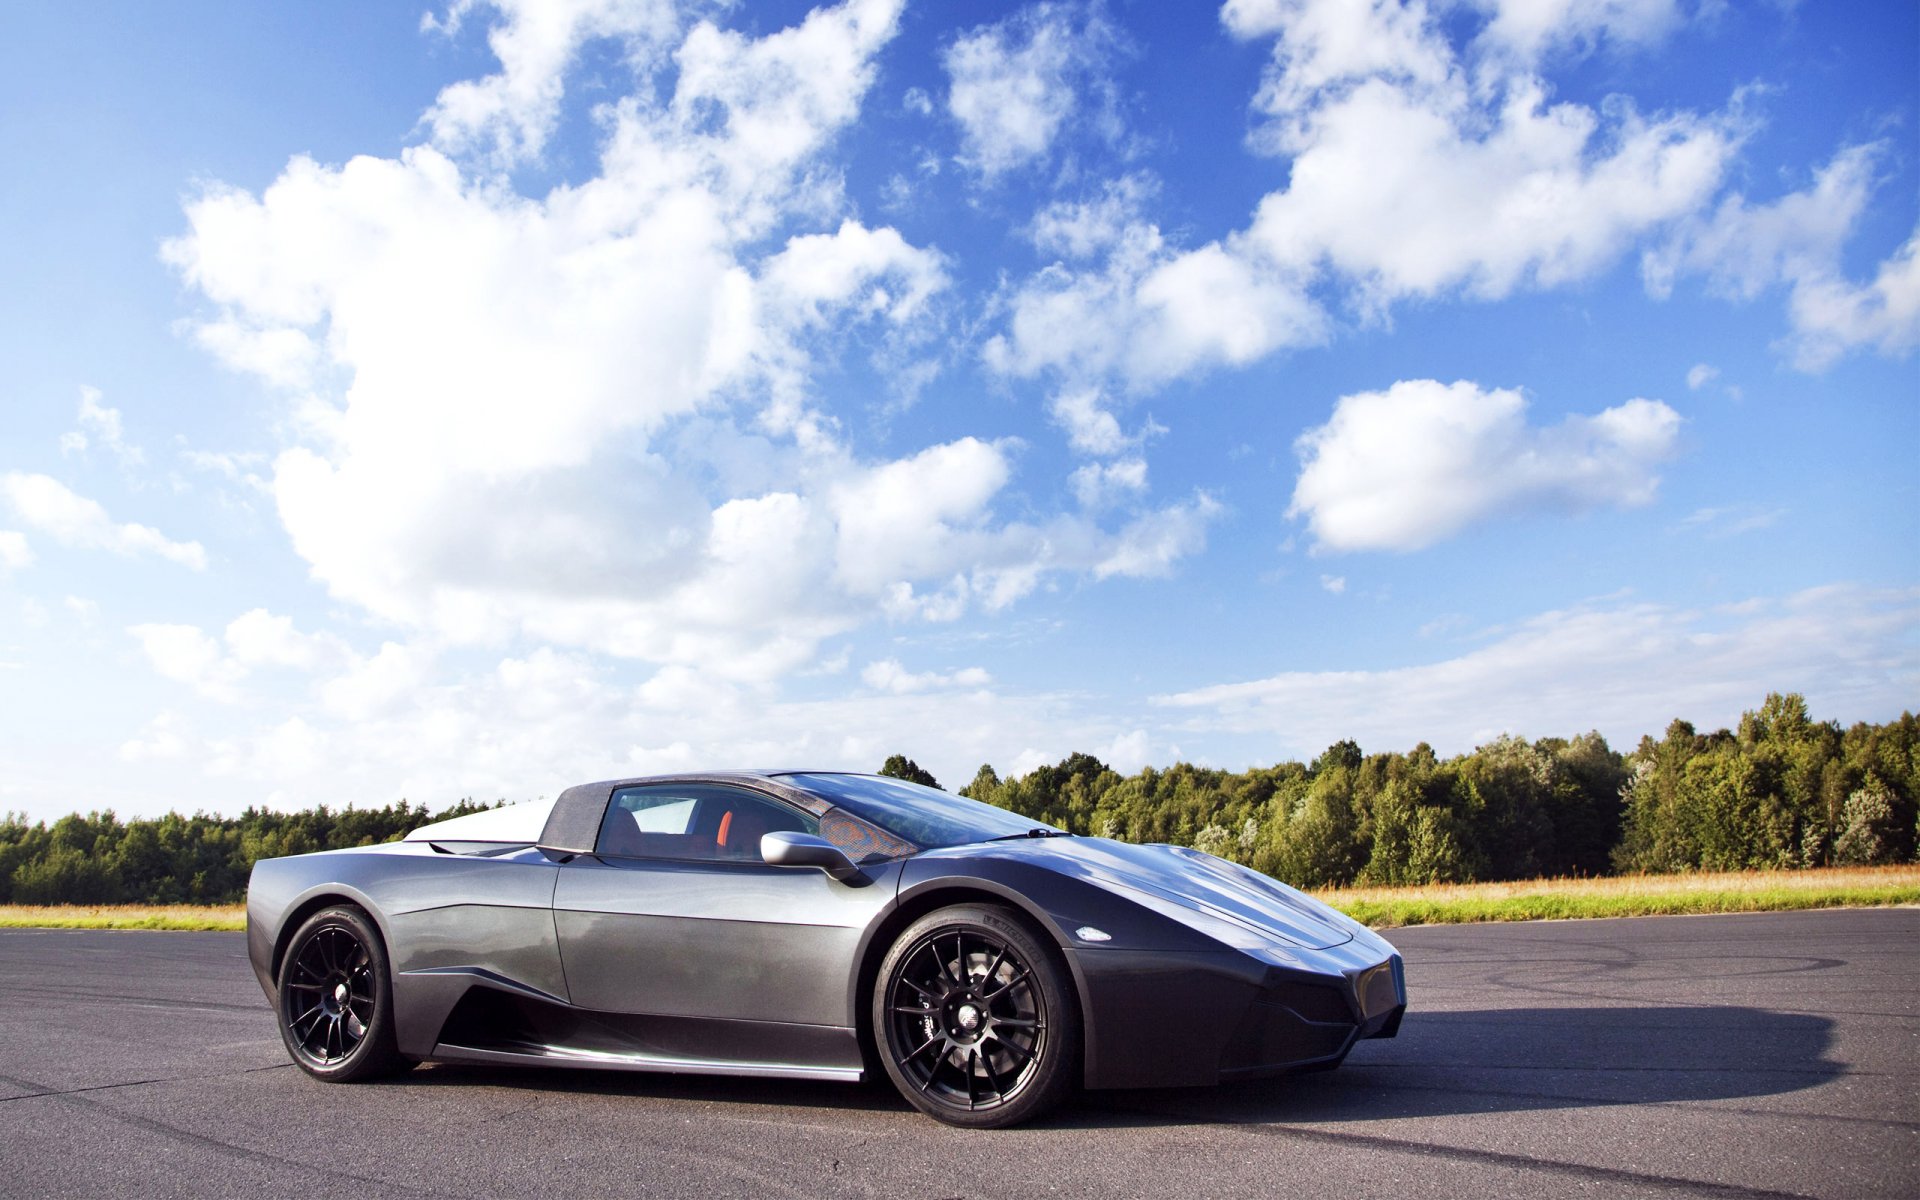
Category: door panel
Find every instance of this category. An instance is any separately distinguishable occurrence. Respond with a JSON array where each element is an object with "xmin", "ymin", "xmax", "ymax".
[{"xmin": 553, "ymin": 783, "xmax": 897, "ymax": 1030}]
